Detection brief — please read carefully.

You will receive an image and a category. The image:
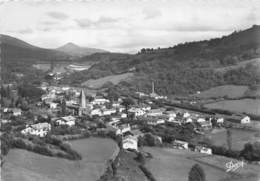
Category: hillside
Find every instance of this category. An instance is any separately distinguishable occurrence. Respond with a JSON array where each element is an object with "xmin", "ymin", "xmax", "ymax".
[
  {"xmin": 64, "ymin": 25, "xmax": 260, "ymax": 95},
  {"xmin": 57, "ymin": 42, "xmax": 107, "ymax": 57},
  {"xmin": 0, "ymin": 34, "xmax": 71, "ymax": 62}
]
